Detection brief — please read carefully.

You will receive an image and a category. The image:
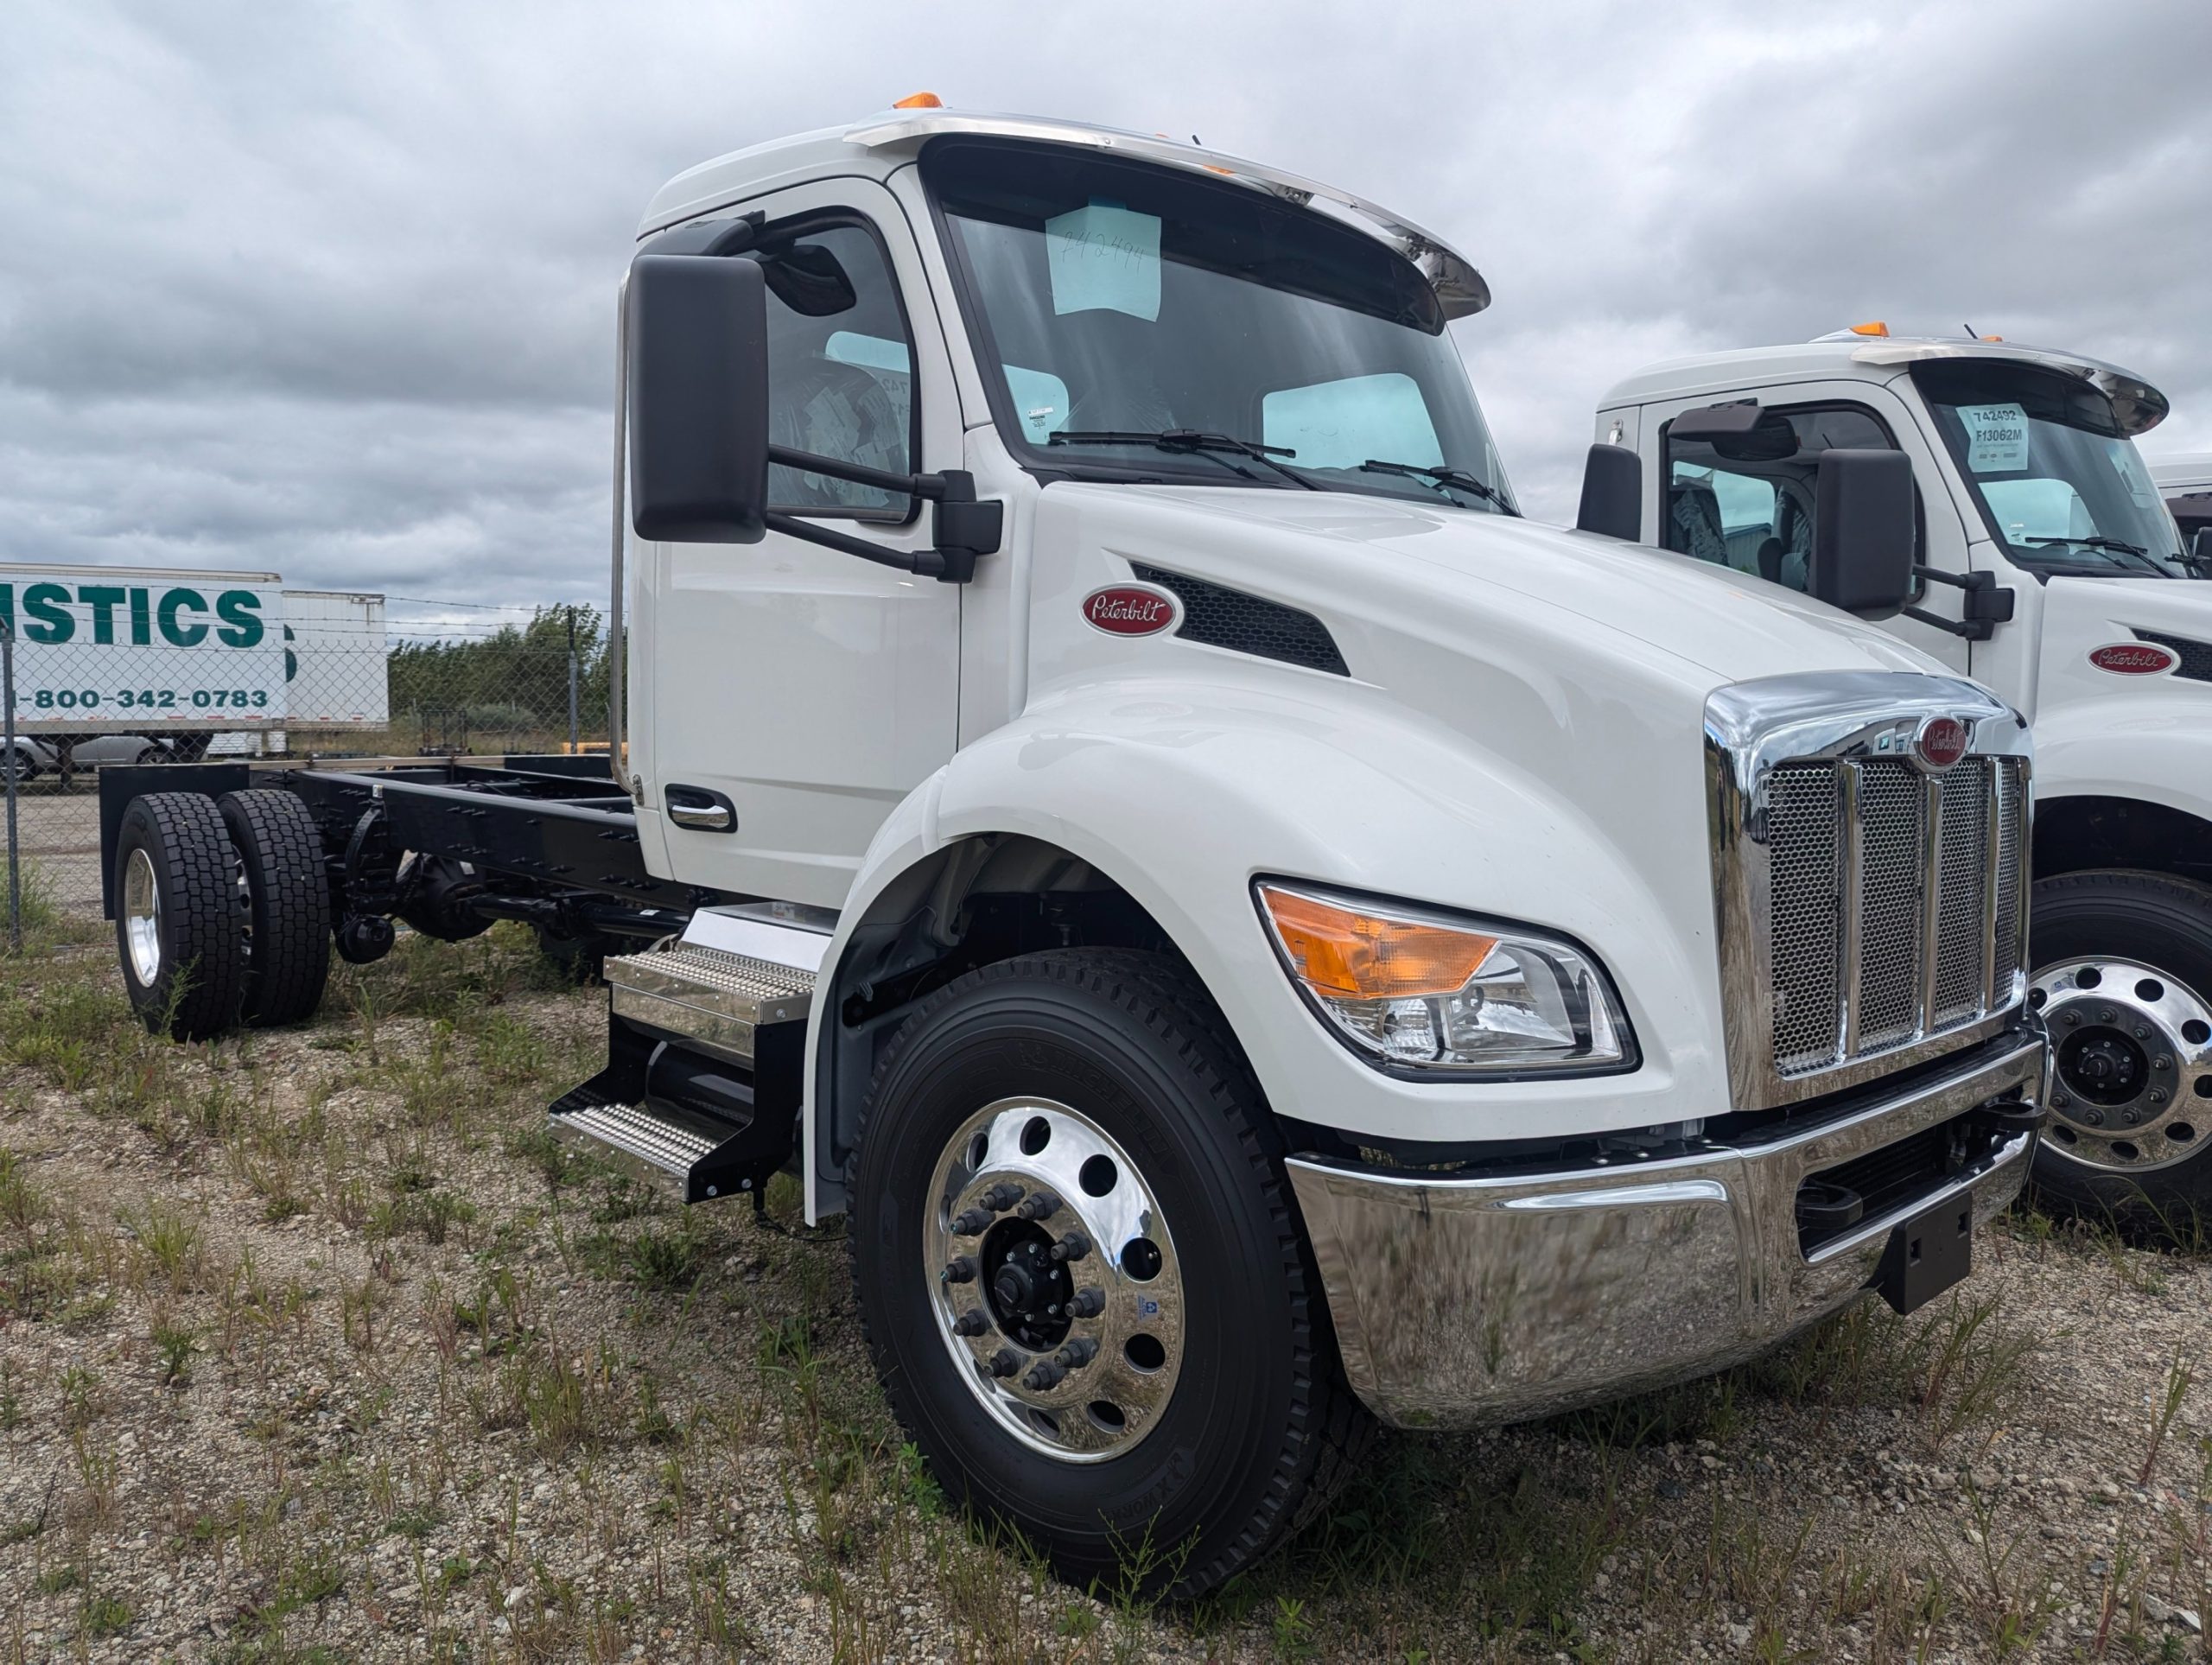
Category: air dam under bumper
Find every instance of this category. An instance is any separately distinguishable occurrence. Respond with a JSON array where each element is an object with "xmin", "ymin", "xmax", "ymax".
[{"xmin": 1286, "ymin": 1032, "xmax": 2046, "ymax": 1429}]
